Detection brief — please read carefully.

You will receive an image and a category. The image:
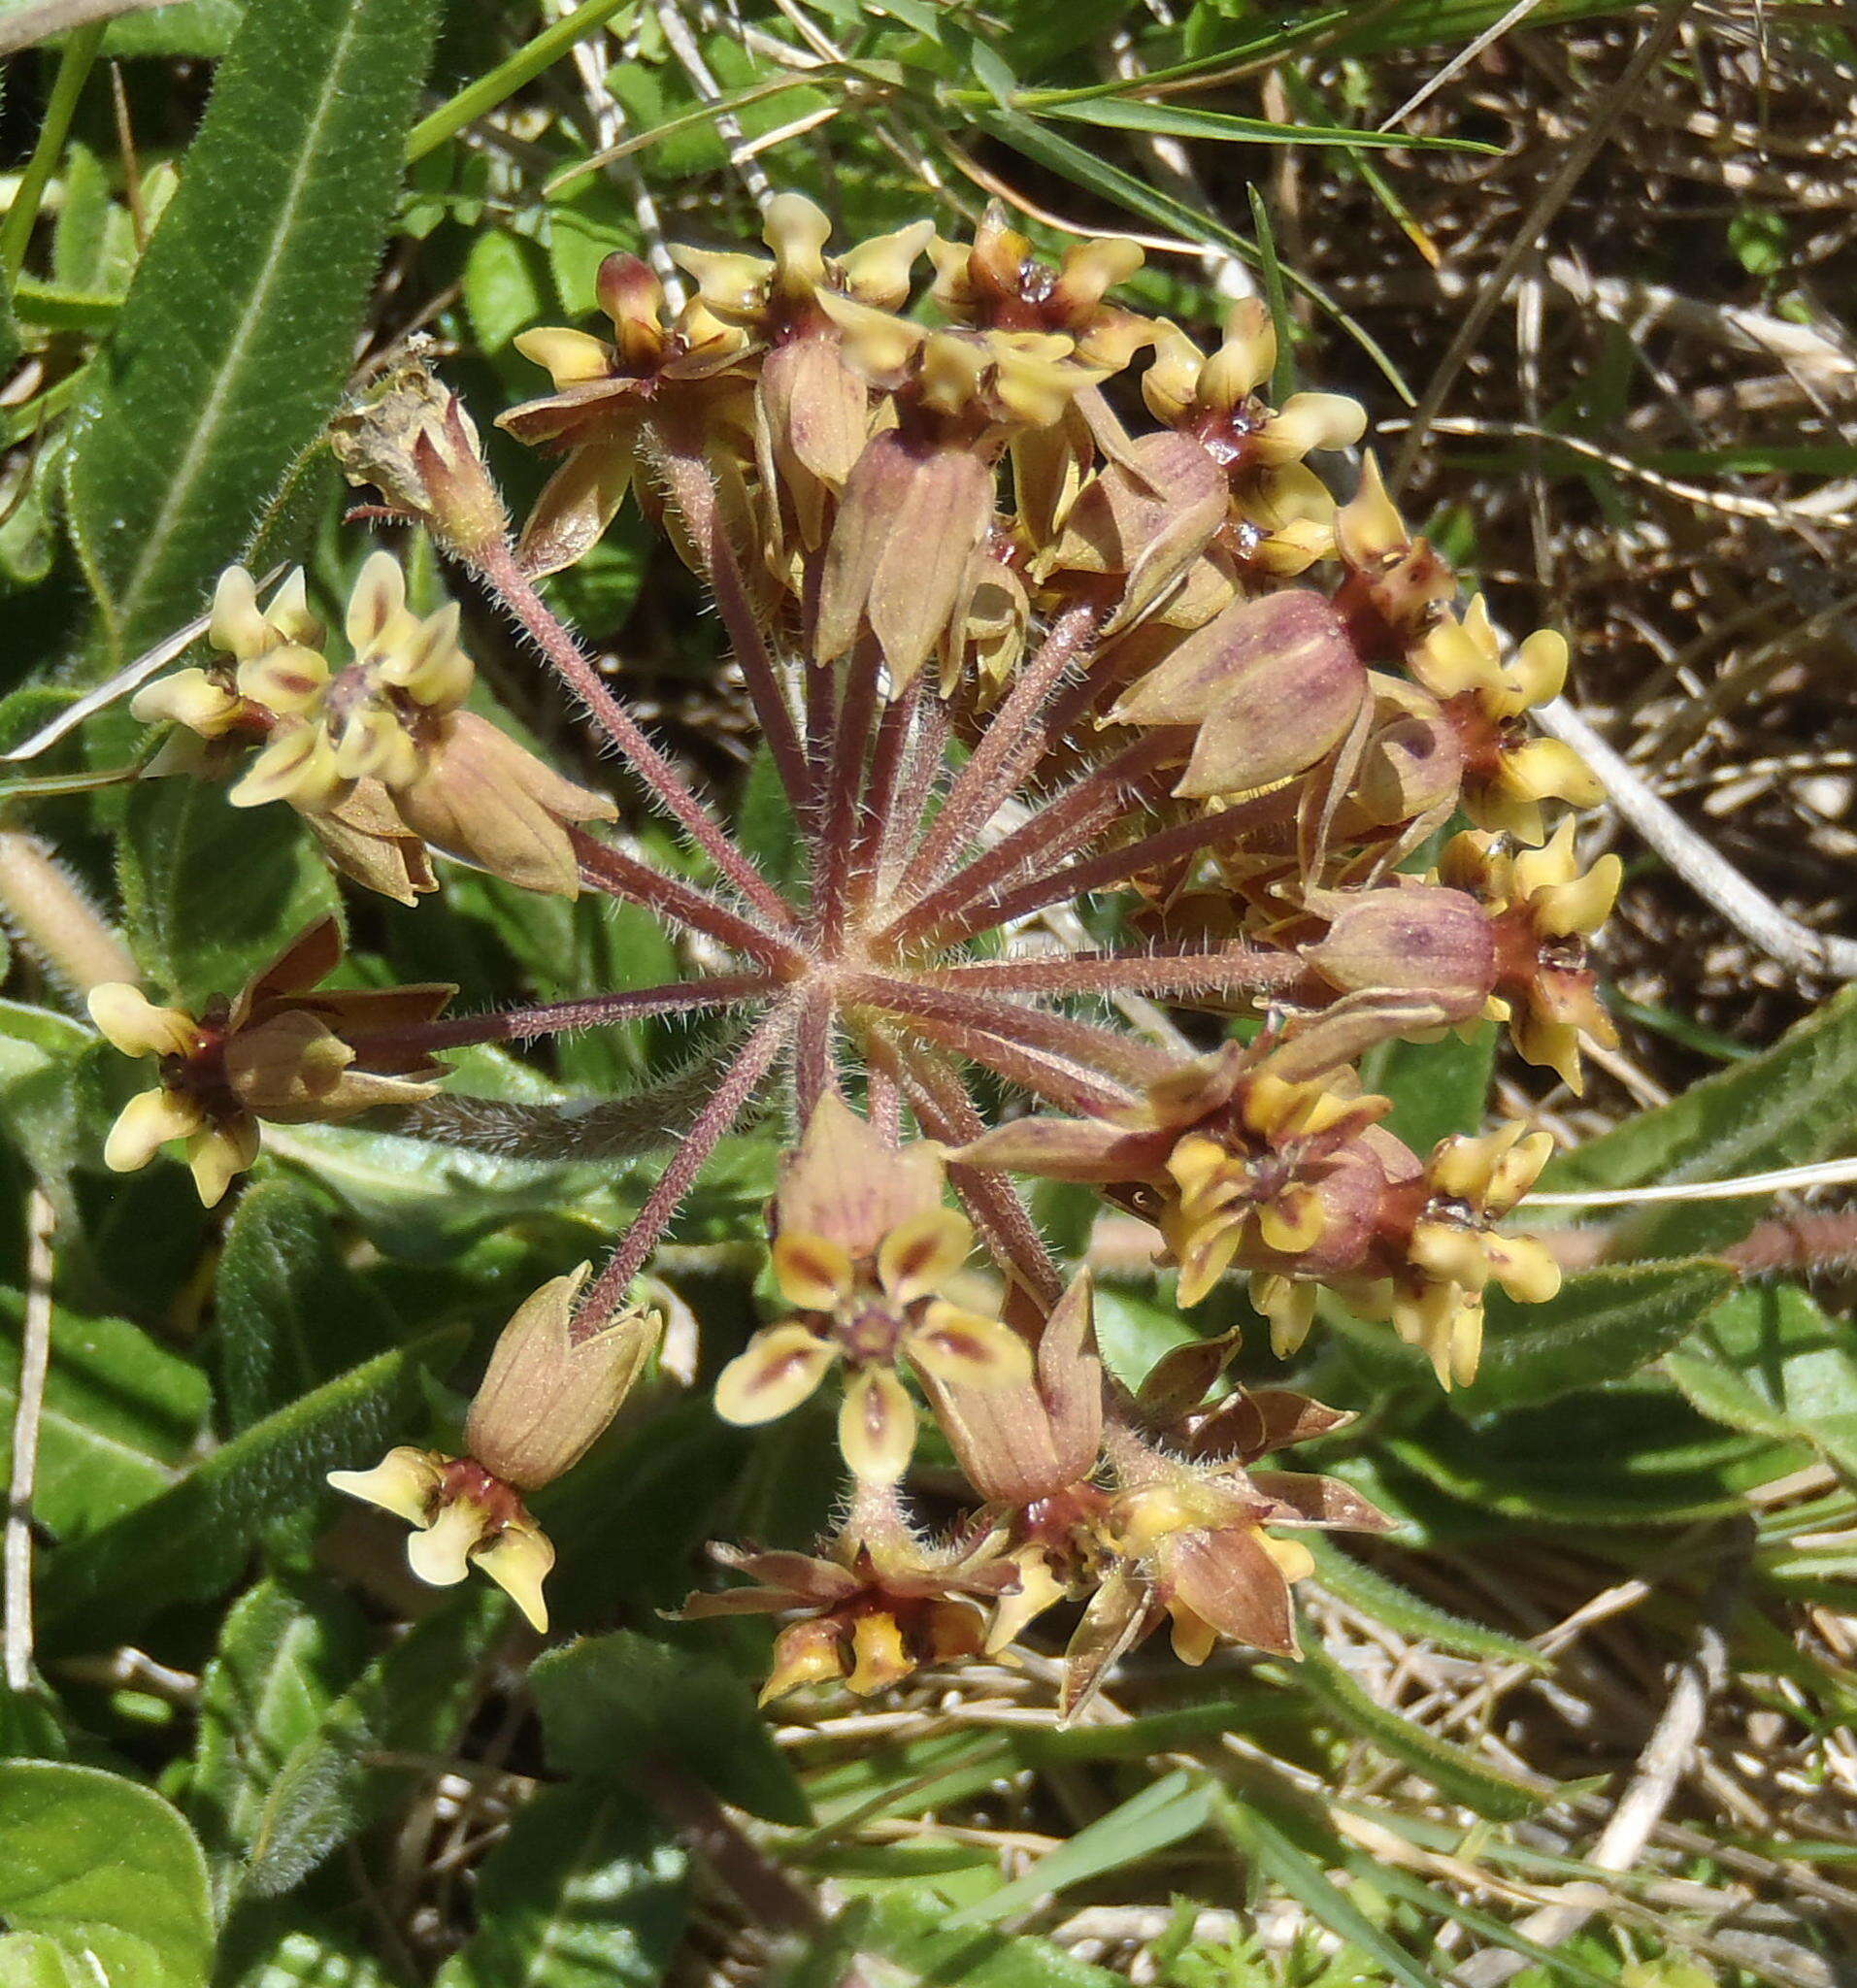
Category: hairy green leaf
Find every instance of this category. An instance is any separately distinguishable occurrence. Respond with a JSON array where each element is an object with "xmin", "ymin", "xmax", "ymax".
[
  {"xmin": 189, "ymin": 1577, "xmax": 370, "ymax": 1908},
  {"xmin": 0, "ymin": 1289, "xmax": 209, "ymax": 1538},
  {"xmin": 116, "ymin": 778, "xmax": 338, "ymax": 1009},
  {"xmin": 63, "ymin": 0, "xmax": 440, "ymax": 663},
  {"xmin": 1542, "ymin": 986, "xmax": 1857, "ymax": 1259},
  {"xmin": 435, "ymin": 1782, "xmax": 688, "ymax": 1988},
  {"xmin": 37, "ymin": 1327, "xmax": 462, "ymax": 1648},
  {"xmin": 0, "ymin": 1762, "xmax": 213, "ymax": 1988},
  {"xmin": 531, "ymin": 1631, "xmax": 810, "ymax": 1827},
  {"xmin": 1666, "ymin": 1282, "xmax": 1857, "ymax": 1475}
]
